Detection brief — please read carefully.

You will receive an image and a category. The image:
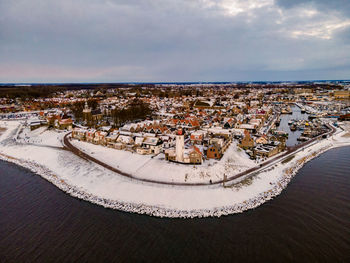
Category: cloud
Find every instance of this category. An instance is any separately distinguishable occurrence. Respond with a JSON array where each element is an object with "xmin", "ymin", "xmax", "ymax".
[
  {"xmin": 276, "ymin": 0, "xmax": 350, "ymax": 17},
  {"xmin": 0, "ymin": 63, "xmax": 150, "ymax": 83},
  {"xmin": 0, "ymin": 0, "xmax": 349, "ymax": 82}
]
